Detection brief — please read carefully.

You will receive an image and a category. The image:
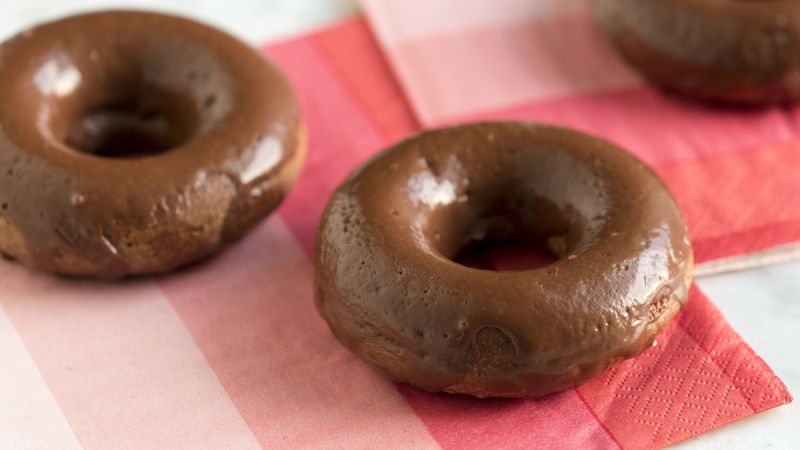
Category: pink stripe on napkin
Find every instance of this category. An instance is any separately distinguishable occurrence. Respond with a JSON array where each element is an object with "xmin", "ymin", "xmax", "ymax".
[
  {"xmin": 0, "ymin": 262, "xmax": 259, "ymax": 449},
  {"xmin": 465, "ymin": 87, "xmax": 800, "ymax": 167},
  {"xmin": 362, "ymin": 0, "xmax": 639, "ymax": 125},
  {"xmin": 160, "ymin": 216, "xmax": 438, "ymax": 448},
  {"xmin": 0, "ymin": 307, "xmax": 81, "ymax": 449}
]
